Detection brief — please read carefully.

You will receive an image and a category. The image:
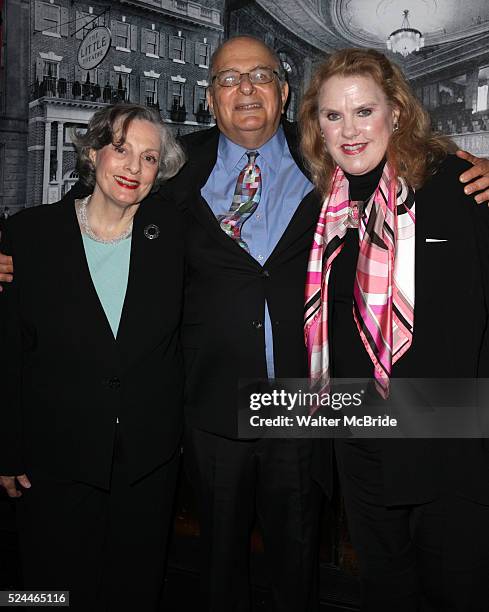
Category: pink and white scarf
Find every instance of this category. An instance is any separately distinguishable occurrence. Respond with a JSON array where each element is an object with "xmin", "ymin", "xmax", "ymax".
[{"xmin": 304, "ymin": 163, "xmax": 416, "ymax": 398}]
